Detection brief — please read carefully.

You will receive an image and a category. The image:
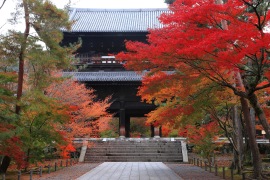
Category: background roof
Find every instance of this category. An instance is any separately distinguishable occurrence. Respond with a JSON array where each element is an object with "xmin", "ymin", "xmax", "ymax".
[
  {"xmin": 67, "ymin": 8, "xmax": 169, "ymax": 32},
  {"xmin": 63, "ymin": 71, "xmax": 143, "ymax": 81}
]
